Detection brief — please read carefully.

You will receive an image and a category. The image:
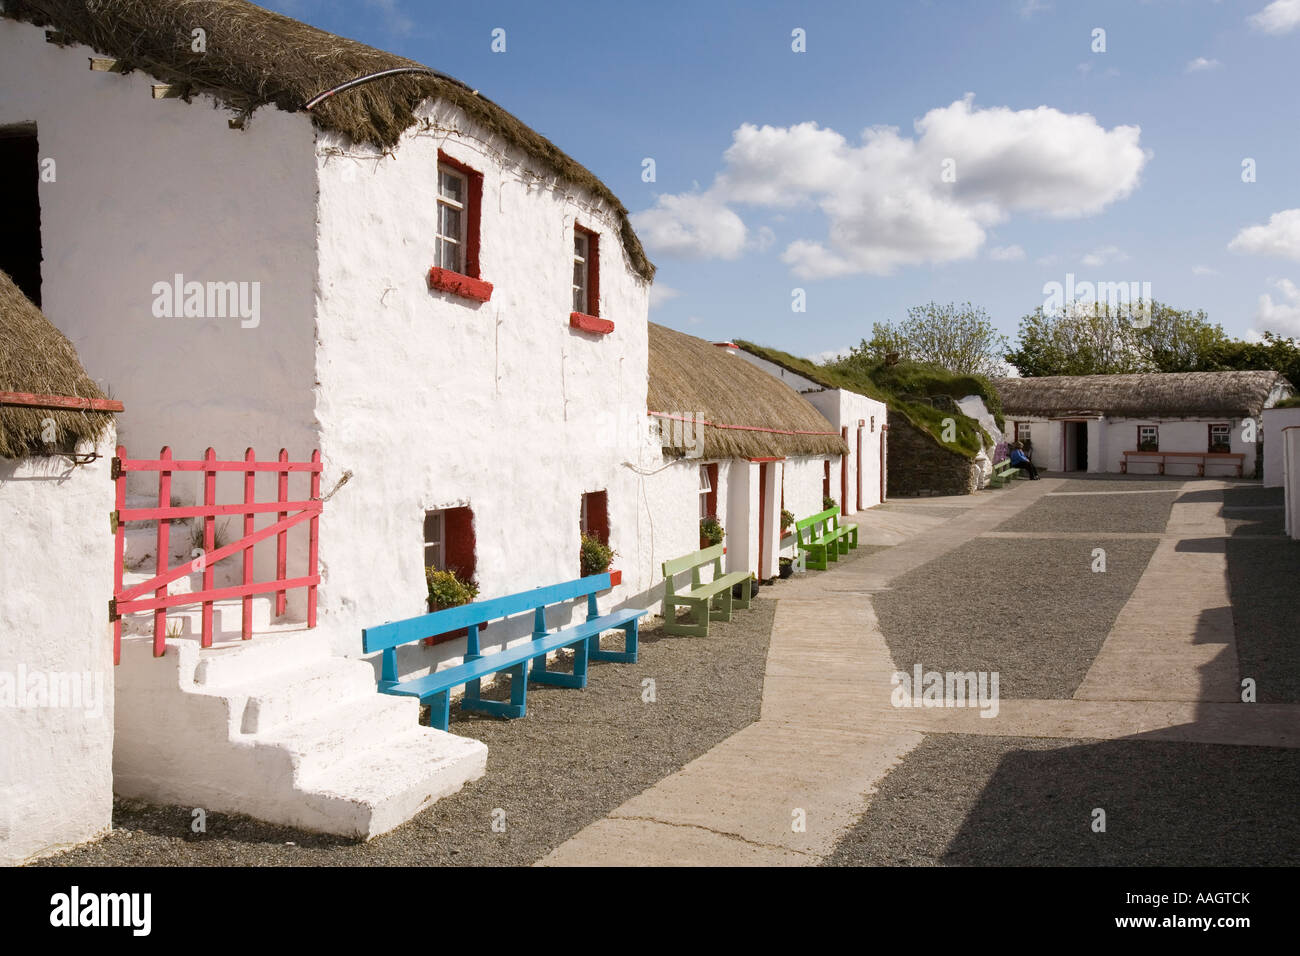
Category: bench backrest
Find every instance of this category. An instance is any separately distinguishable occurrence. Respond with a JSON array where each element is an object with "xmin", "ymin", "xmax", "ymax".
[
  {"xmin": 362, "ymin": 572, "xmax": 611, "ymax": 655},
  {"xmin": 795, "ymin": 507, "xmax": 839, "ymax": 545},
  {"xmin": 662, "ymin": 543, "xmax": 725, "ymax": 595}
]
